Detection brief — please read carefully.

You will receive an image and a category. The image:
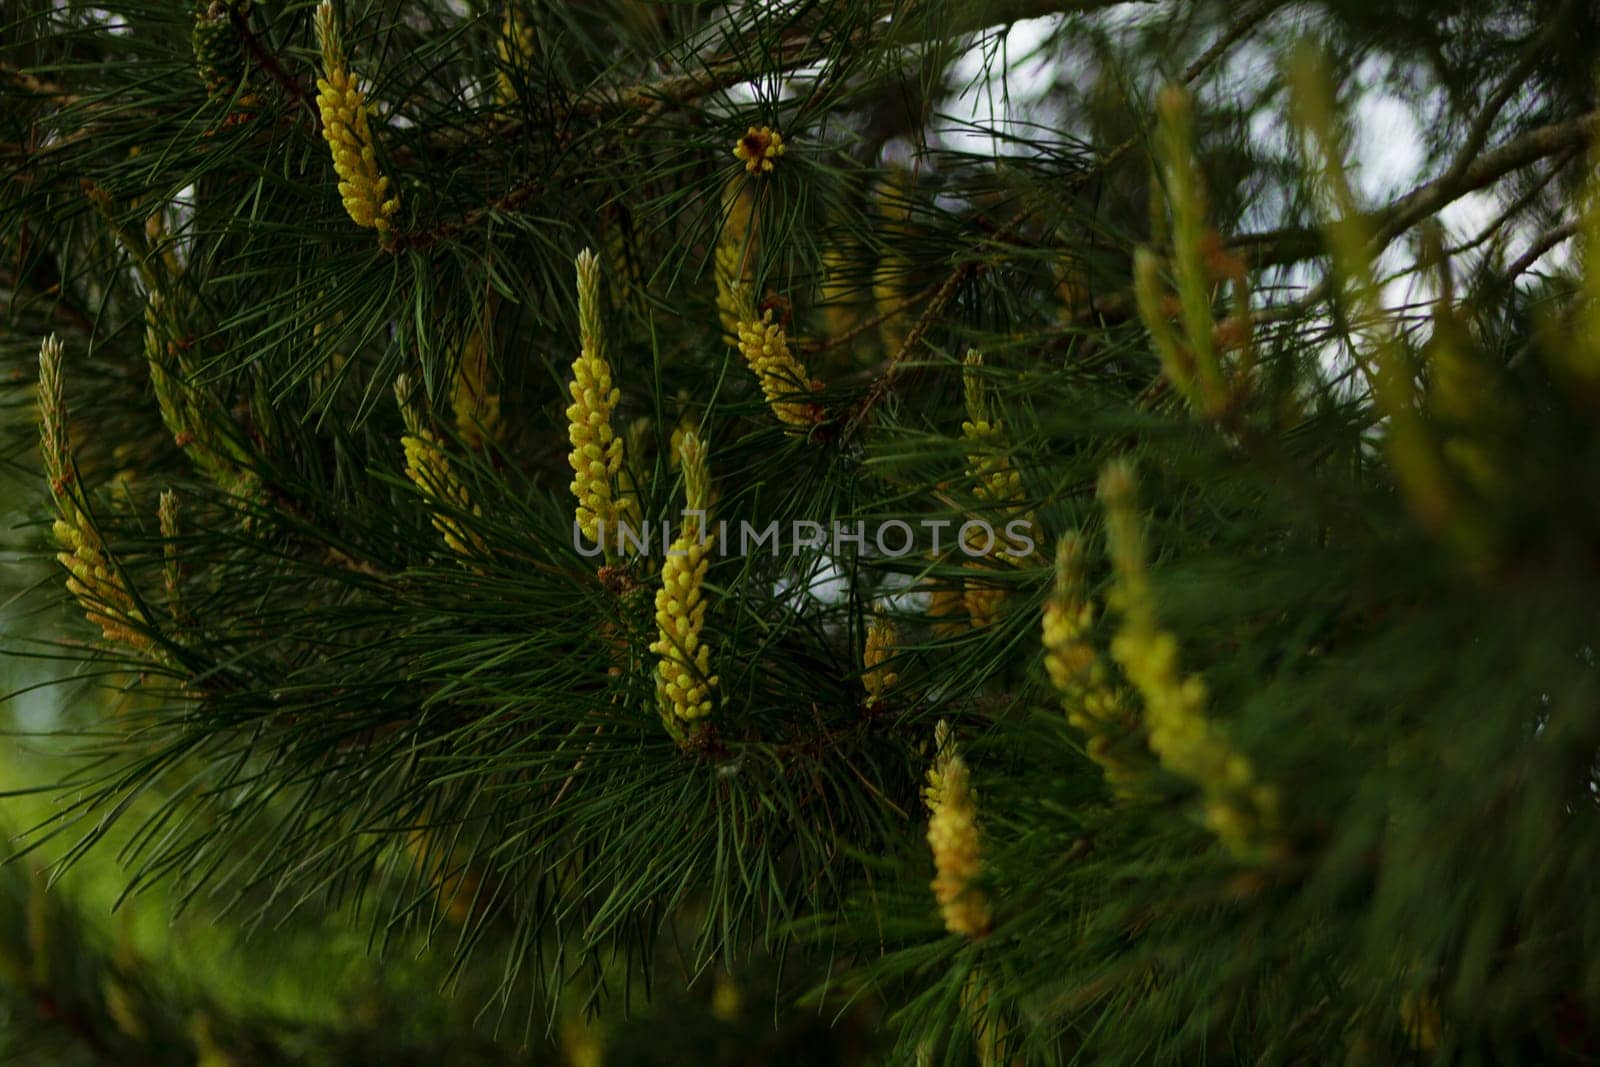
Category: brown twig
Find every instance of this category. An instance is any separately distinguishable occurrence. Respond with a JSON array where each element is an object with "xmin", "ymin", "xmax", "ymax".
[
  {"xmin": 1444, "ymin": 144, "xmax": 1580, "ymax": 258},
  {"xmin": 1503, "ymin": 220, "xmax": 1580, "ymax": 283},
  {"xmin": 386, "ymin": 174, "xmax": 549, "ymax": 253},
  {"xmin": 801, "ymin": 275, "xmax": 946, "ymax": 356},
  {"xmin": 840, "ymin": 245, "xmax": 997, "ymax": 442},
  {"xmin": 408, "ymin": 22, "xmax": 874, "ymax": 160},
  {"xmin": 226, "ymin": 3, "xmax": 315, "ymax": 117}
]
